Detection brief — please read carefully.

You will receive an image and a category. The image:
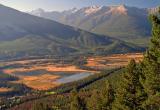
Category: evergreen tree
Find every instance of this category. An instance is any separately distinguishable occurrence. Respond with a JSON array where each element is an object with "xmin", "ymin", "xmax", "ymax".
[
  {"xmin": 32, "ymin": 102, "xmax": 51, "ymax": 110},
  {"xmin": 100, "ymin": 81, "xmax": 114, "ymax": 110},
  {"xmin": 141, "ymin": 7, "xmax": 160, "ymax": 109},
  {"xmin": 87, "ymin": 90, "xmax": 102, "ymax": 110},
  {"xmin": 114, "ymin": 59, "xmax": 146, "ymax": 110},
  {"xmin": 87, "ymin": 81, "xmax": 114, "ymax": 110},
  {"xmin": 70, "ymin": 89, "xmax": 85, "ymax": 110}
]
